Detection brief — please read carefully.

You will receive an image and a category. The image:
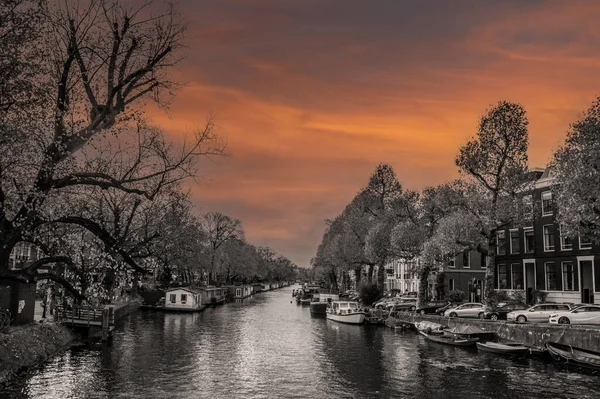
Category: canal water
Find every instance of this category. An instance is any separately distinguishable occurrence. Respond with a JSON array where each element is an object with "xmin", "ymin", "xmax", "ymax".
[{"xmin": 2, "ymin": 285, "xmax": 598, "ymax": 399}]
